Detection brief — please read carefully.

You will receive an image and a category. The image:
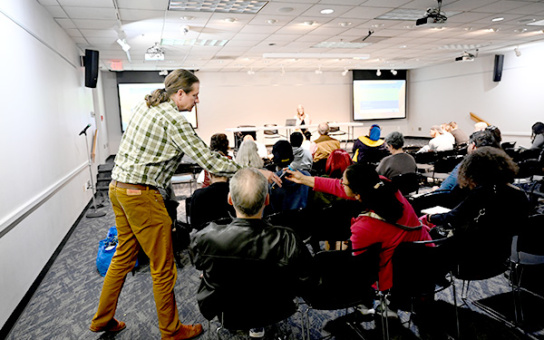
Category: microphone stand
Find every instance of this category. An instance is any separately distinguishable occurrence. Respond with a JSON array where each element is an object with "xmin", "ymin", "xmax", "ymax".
[{"xmin": 80, "ymin": 125, "xmax": 106, "ymax": 218}]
